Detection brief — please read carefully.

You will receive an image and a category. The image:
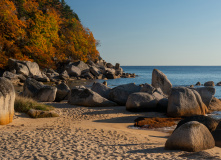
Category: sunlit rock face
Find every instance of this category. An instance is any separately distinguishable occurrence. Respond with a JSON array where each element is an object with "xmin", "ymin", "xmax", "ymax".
[{"xmin": 0, "ymin": 77, "xmax": 15, "ymax": 125}]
